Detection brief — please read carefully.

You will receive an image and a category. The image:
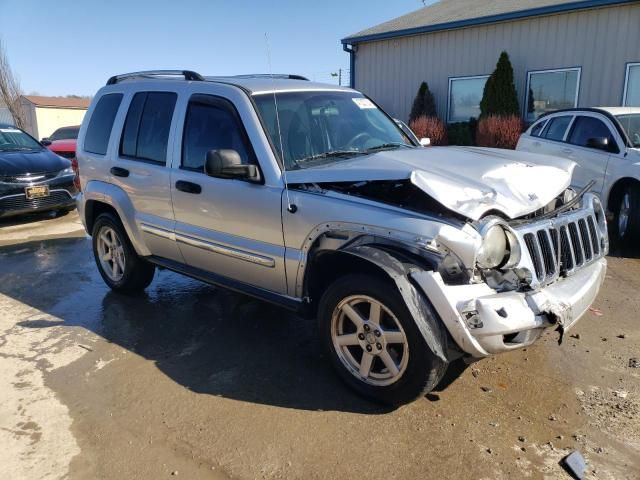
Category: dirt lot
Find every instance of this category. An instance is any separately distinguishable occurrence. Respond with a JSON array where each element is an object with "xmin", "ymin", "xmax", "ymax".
[{"xmin": 1, "ymin": 211, "xmax": 639, "ymax": 479}]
